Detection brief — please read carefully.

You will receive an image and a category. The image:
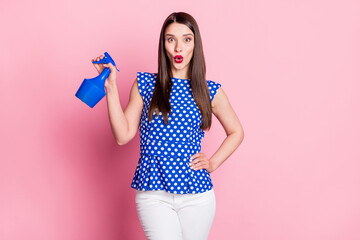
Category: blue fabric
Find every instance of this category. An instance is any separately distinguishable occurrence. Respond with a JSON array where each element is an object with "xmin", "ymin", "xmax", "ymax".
[{"xmin": 131, "ymin": 72, "xmax": 221, "ymax": 194}]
